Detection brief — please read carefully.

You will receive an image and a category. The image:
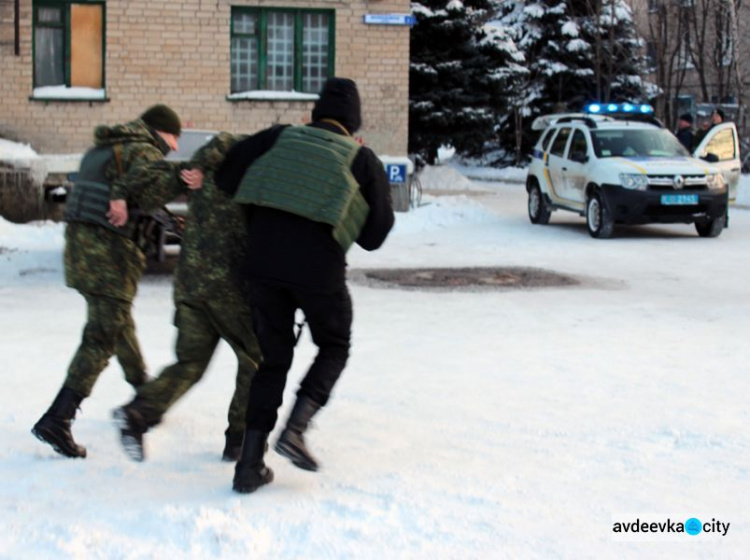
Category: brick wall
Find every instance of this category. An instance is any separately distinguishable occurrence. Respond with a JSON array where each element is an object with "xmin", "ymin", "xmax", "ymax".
[{"xmin": 0, "ymin": 0, "xmax": 410, "ymax": 156}]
